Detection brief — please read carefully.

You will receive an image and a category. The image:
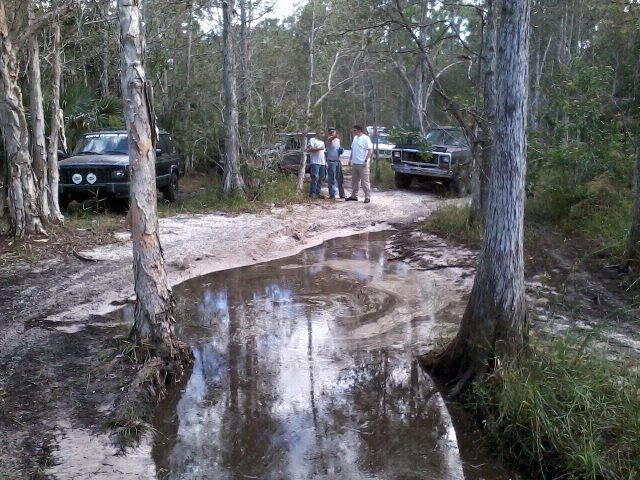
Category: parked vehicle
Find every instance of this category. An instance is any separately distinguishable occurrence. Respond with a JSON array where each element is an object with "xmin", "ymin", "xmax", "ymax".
[
  {"xmin": 58, "ymin": 130, "xmax": 184, "ymax": 208},
  {"xmin": 371, "ymin": 133, "xmax": 395, "ymax": 160},
  {"xmin": 278, "ymin": 132, "xmax": 314, "ymax": 175},
  {"xmin": 391, "ymin": 127, "xmax": 471, "ymax": 193}
]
